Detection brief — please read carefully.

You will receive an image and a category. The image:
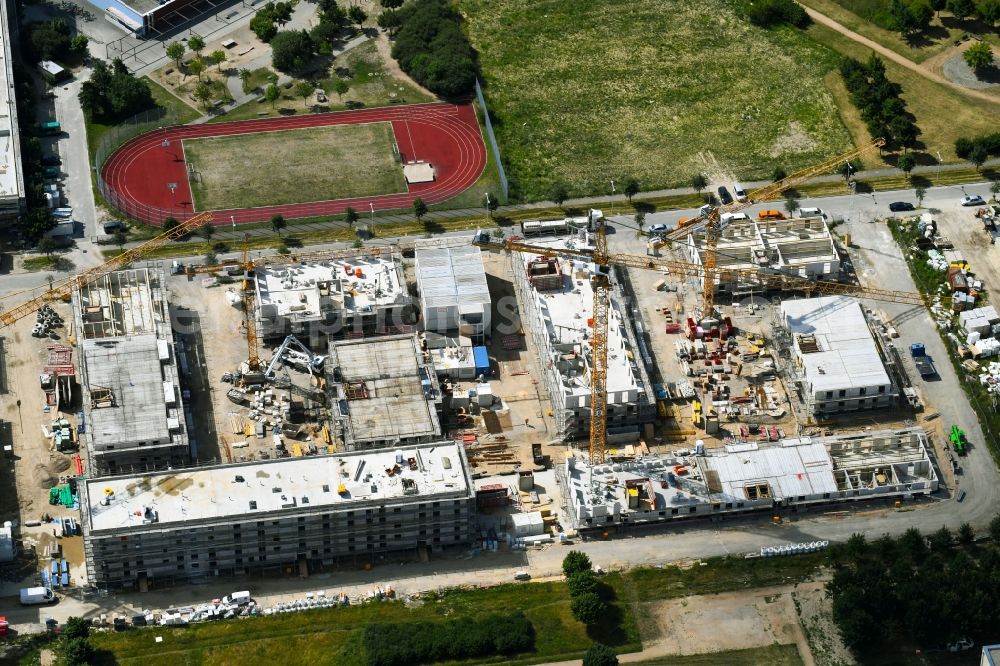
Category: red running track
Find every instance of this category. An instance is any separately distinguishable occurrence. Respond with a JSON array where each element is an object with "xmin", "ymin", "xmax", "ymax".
[{"xmin": 100, "ymin": 102, "xmax": 487, "ymax": 225}]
